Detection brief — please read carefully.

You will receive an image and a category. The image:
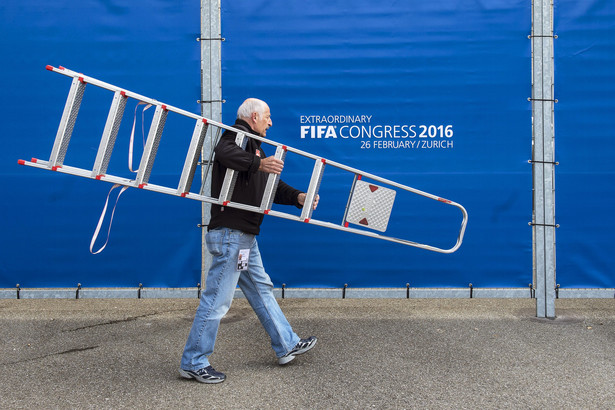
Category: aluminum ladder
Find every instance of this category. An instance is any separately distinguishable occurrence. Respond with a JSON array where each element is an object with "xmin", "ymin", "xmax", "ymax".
[{"xmin": 18, "ymin": 65, "xmax": 468, "ymax": 253}]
